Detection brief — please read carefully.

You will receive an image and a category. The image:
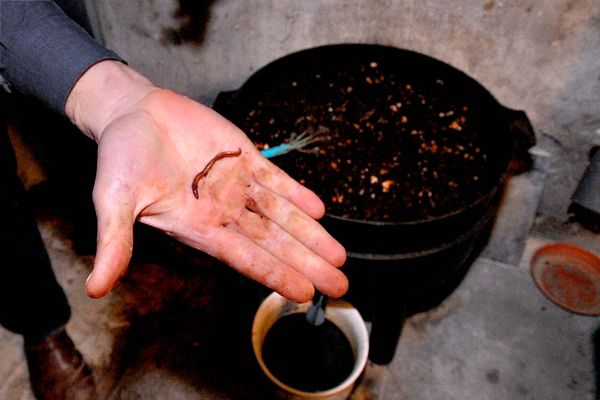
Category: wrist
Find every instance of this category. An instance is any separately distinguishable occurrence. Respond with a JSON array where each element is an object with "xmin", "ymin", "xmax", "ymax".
[{"xmin": 65, "ymin": 60, "xmax": 157, "ymax": 142}]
